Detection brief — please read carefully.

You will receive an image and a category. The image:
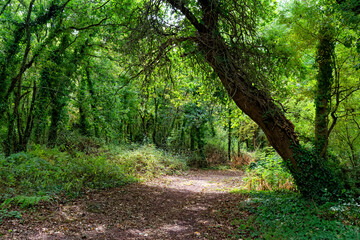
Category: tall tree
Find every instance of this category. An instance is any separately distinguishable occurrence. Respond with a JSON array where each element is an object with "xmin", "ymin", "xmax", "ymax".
[
  {"xmin": 133, "ymin": 0, "xmax": 343, "ymax": 200},
  {"xmin": 315, "ymin": 24, "xmax": 335, "ymax": 158}
]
